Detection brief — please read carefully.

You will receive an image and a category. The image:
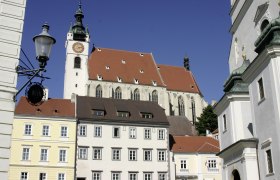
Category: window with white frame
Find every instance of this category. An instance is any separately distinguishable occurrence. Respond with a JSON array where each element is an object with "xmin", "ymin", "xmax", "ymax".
[
  {"xmin": 258, "ymin": 78, "xmax": 265, "ymax": 100},
  {"xmin": 158, "ymin": 129, "xmax": 165, "ymax": 140},
  {"xmin": 22, "ymin": 147, "xmax": 30, "ymax": 161},
  {"xmin": 129, "ymin": 172, "xmax": 137, "ymax": 180},
  {"xmin": 129, "ymin": 127, "xmax": 136, "ymax": 139},
  {"xmin": 79, "ymin": 125, "xmax": 87, "ymax": 136},
  {"xmin": 180, "ymin": 159, "xmax": 188, "ymax": 171},
  {"xmin": 144, "ymin": 149, "xmax": 152, "ymax": 161},
  {"xmin": 223, "ymin": 114, "xmax": 227, "ymax": 132},
  {"xmin": 129, "ymin": 149, "xmax": 137, "ymax": 161},
  {"xmin": 58, "ymin": 173, "xmax": 65, "ymax": 180},
  {"xmin": 94, "ymin": 126, "xmax": 102, "ymax": 137},
  {"xmin": 39, "ymin": 173, "xmax": 46, "ymax": 180},
  {"xmin": 112, "ymin": 148, "xmax": 121, "ymax": 160},
  {"xmin": 266, "ymin": 149, "xmax": 274, "ymax": 174},
  {"xmin": 113, "ymin": 127, "xmax": 120, "ymax": 138},
  {"xmin": 40, "ymin": 148, "xmax": 48, "ymax": 161},
  {"xmin": 144, "ymin": 173, "xmax": 152, "ymax": 180},
  {"xmin": 78, "ymin": 147, "xmax": 88, "ymax": 159},
  {"xmin": 144, "ymin": 128, "xmax": 151, "ymax": 139},
  {"xmin": 21, "ymin": 172, "xmax": 28, "ymax": 180},
  {"xmin": 60, "ymin": 126, "xmax": 68, "ymax": 137},
  {"xmin": 112, "ymin": 172, "xmax": 120, "ymax": 180},
  {"xmin": 59, "ymin": 149, "xmax": 66, "ymax": 162},
  {"xmin": 42, "ymin": 125, "xmax": 49, "ymax": 136},
  {"xmin": 93, "ymin": 147, "xmax": 102, "ymax": 160},
  {"xmin": 24, "ymin": 124, "xmax": 32, "ymax": 135},
  {"xmin": 92, "ymin": 172, "xmax": 101, "ymax": 180},
  {"xmin": 158, "ymin": 172, "xmax": 167, "ymax": 180},
  {"xmin": 158, "ymin": 150, "xmax": 166, "ymax": 161},
  {"xmin": 207, "ymin": 159, "xmax": 218, "ymax": 172}
]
